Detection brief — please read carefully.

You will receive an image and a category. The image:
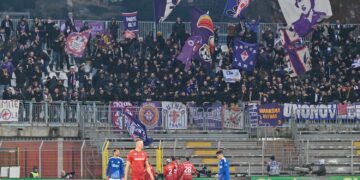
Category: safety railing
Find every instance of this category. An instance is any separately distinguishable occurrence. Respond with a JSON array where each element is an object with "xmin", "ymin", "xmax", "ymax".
[{"xmin": 2, "ymin": 101, "xmax": 246, "ymax": 132}]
